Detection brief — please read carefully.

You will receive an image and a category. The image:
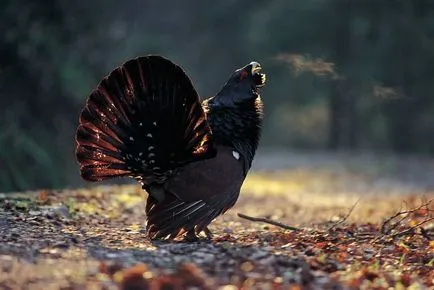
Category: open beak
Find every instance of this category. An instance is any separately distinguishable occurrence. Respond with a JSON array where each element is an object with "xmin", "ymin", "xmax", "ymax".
[
  {"xmin": 250, "ymin": 62, "xmax": 262, "ymax": 75},
  {"xmin": 250, "ymin": 61, "xmax": 266, "ymax": 87}
]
